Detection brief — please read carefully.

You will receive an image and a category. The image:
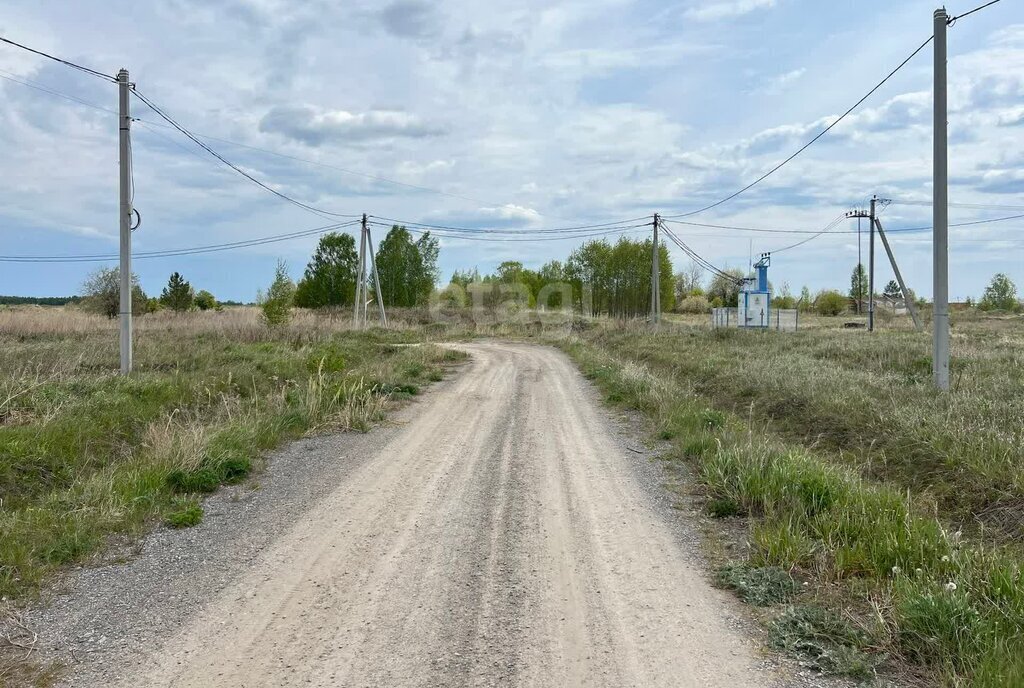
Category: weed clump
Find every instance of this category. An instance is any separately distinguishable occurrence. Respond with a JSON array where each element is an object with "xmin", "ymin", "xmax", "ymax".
[
  {"xmin": 707, "ymin": 497, "xmax": 741, "ymax": 518},
  {"xmin": 715, "ymin": 563, "xmax": 798, "ymax": 606},
  {"xmin": 770, "ymin": 605, "xmax": 880, "ymax": 679}
]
